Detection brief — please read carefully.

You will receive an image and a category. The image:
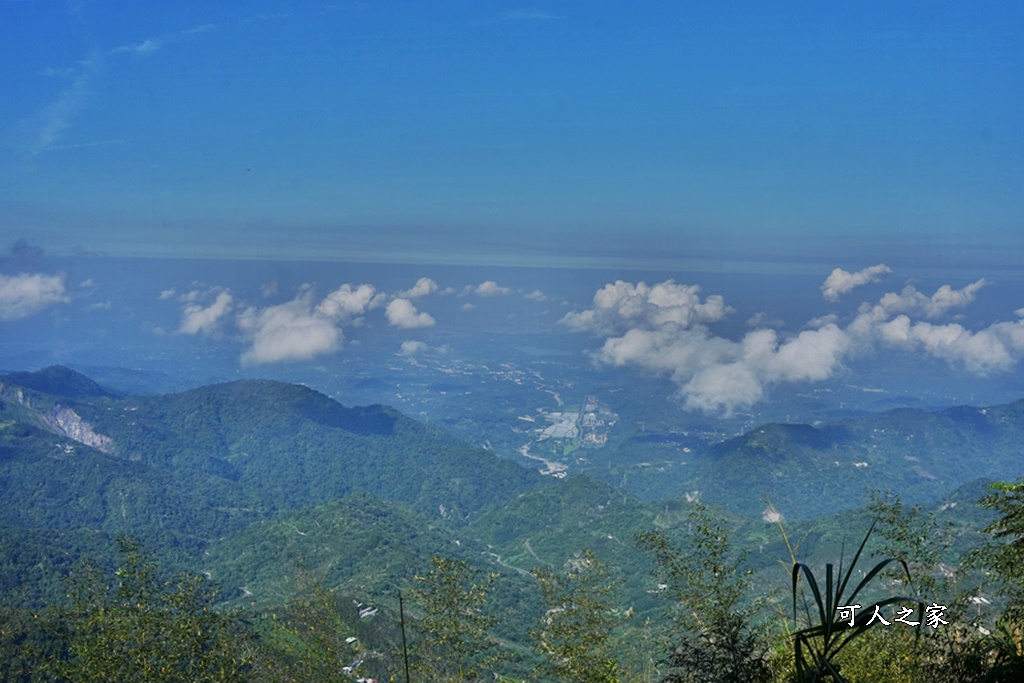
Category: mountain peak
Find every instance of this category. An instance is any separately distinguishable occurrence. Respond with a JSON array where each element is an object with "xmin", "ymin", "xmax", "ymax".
[{"xmin": 1, "ymin": 365, "xmax": 118, "ymax": 400}]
